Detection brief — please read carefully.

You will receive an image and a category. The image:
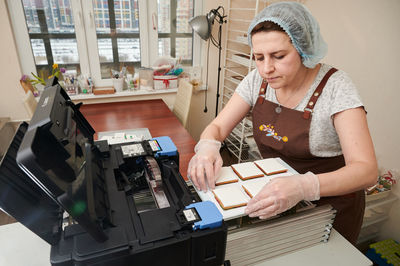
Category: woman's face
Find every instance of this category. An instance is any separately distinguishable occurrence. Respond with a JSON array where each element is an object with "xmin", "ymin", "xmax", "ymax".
[{"xmin": 252, "ymin": 31, "xmax": 304, "ymax": 89}]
